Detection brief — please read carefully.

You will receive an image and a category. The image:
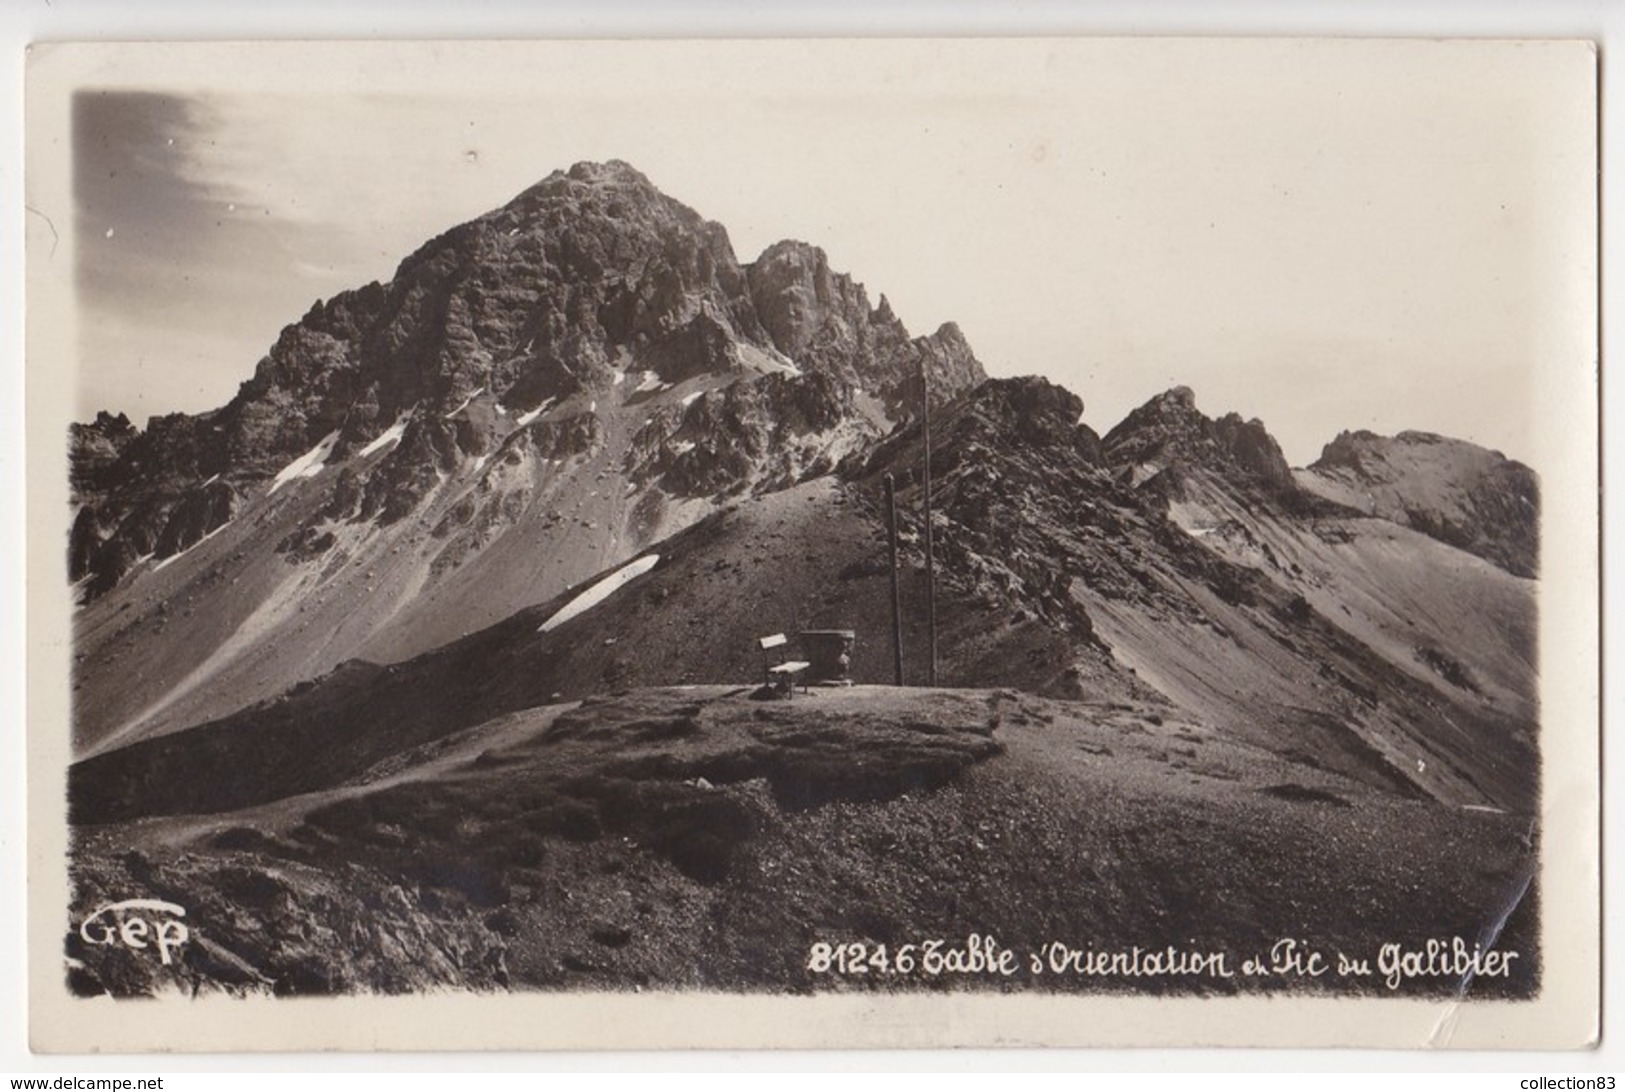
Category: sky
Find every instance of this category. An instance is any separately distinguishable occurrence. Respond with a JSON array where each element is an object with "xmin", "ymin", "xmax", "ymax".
[{"xmin": 58, "ymin": 39, "xmax": 1596, "ymax": 470}]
